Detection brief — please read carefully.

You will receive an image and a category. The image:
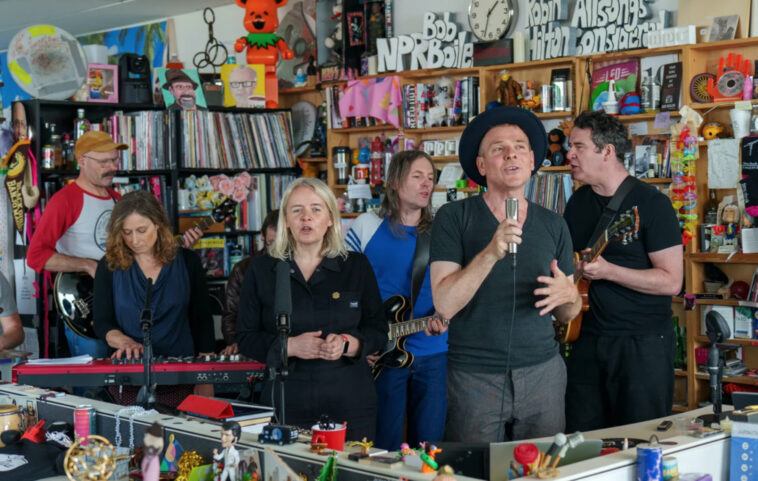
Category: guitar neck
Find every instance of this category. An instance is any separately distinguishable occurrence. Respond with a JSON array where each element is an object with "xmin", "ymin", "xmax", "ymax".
[
  {"xmin": 389, "ymin": 316, "xmax": 434, "ymax": 340},
  {"xmin": 175, "ymin": 215, "xmax": 215, "ymax": 245},
  {"xmin": 583, "ymin": 233, "xmax": 610, "ymax": 262}
]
